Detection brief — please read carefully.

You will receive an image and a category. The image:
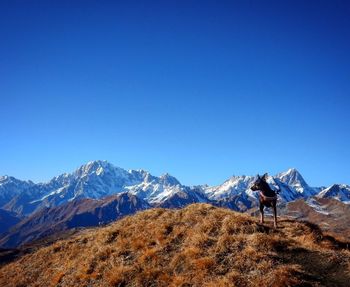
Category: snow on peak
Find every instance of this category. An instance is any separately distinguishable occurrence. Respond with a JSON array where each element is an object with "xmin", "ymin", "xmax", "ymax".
[
  {"xmin": 277, "ymin": 168, "xmax": 305, "ymax": 184},
  {"xmin": 0, "ymin": 175, "xmax": 10, "ymax": 184},
  {"xmin": 77, "ymin": 160, "xmax": 112, "ymax": 175},
  {"xmin": 159, "ymin": 173, "xmax": 181, "ymax": 186},
  {"xmin": 317, "ymin": 184, "xmax": 350, "ymax": 204},
  {"xmin": 275, "ymin": 168, "xmax": 317, "ymax": 197},
  {"xmin": 0, "ymin": 175, "xmax": 34, "ymax": 187},
  {"xmin": 204, "ymin": 175, "xmax": 255, "ymax": 200},
  {"xmin": 0, "ymin": 175, "xmax": 9, "ymax": 181},
  {"xmin": 2, "ymin": 162, "xmax": 350, "ymax": 216},
  {"xmin": 0, "ymin": 175, "xmax": 21, "ymax": 184}
]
